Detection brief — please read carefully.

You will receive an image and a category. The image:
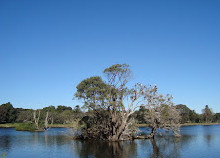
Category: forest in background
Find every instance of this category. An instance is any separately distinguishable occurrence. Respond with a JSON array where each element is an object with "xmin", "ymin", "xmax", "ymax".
[{"xmin": 0, "ymin": 102, "xmax": 220, "ymax": 125}]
